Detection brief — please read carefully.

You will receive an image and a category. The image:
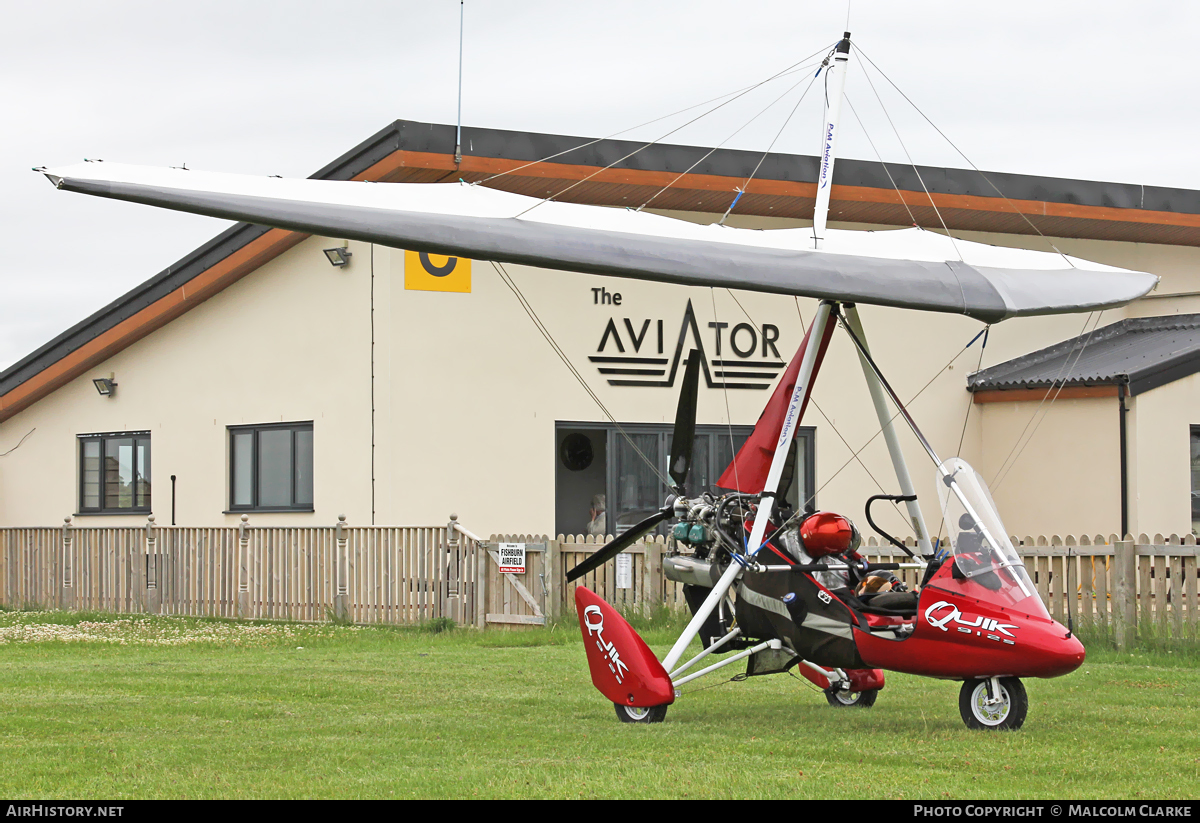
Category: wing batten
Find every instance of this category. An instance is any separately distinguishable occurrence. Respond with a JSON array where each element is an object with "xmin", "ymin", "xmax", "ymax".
[{"xmin": 45, "ymin": 164, "xmax": 1159, "ymax": 322}]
